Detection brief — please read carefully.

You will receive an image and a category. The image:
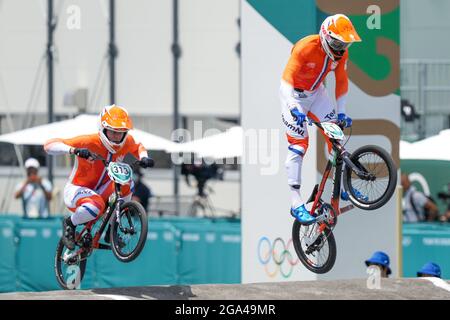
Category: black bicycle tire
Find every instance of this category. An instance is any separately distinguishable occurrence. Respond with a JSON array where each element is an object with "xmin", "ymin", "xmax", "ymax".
[
  {"xmin": 343, "ymin": 145, "xmax": 397, "ymax": 210},
  {"xmin": 292, "ymin": 220, "xmax": 337, "ymax": 274},
  {"xmin": 54, "ymin": 239, "xmax": 87, "ymax": 290},
  {"xmin": 110, "ymin": 200, "xmax": 148, "ymax": 263}
]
